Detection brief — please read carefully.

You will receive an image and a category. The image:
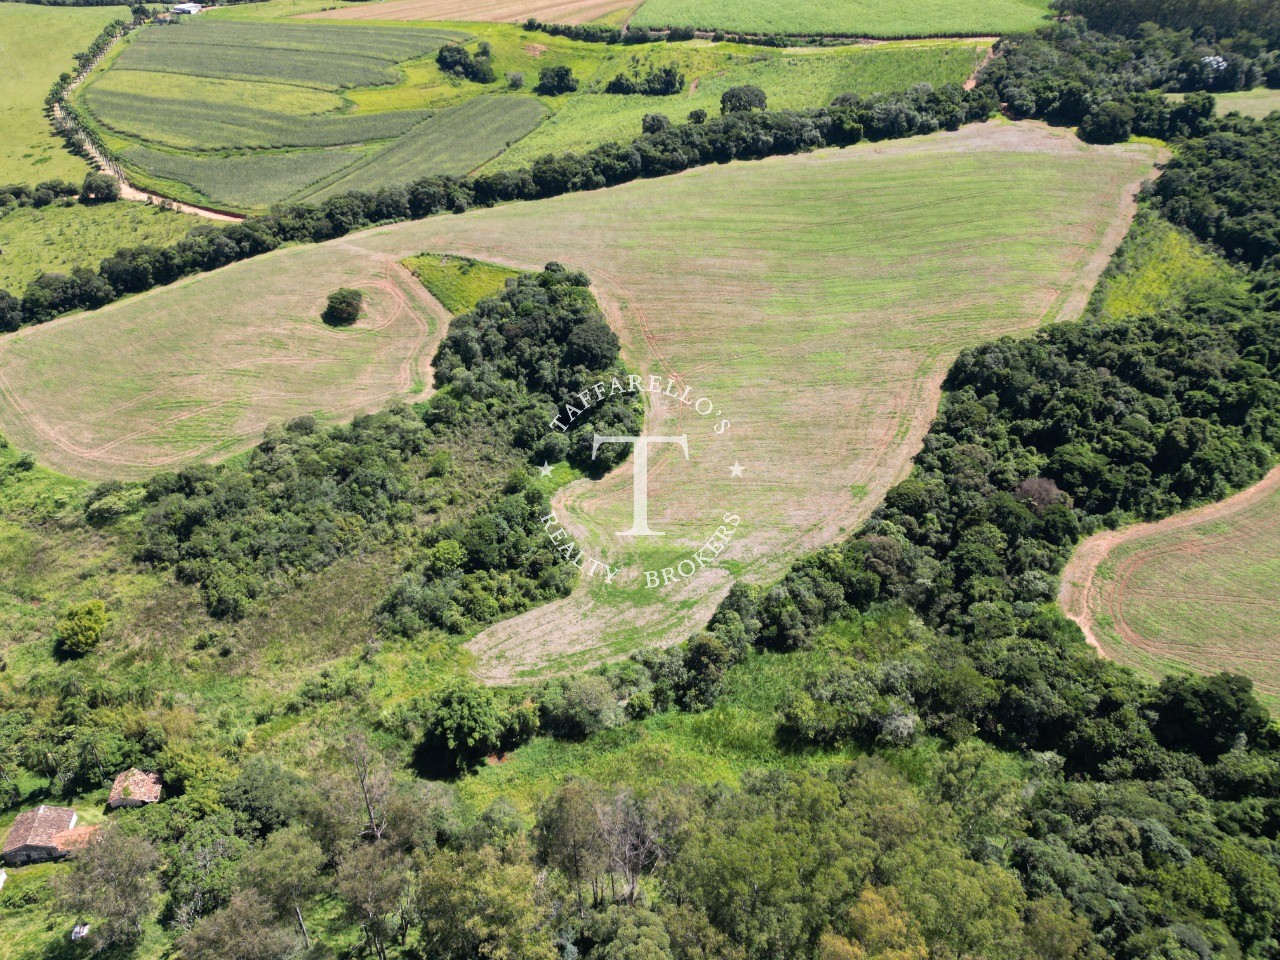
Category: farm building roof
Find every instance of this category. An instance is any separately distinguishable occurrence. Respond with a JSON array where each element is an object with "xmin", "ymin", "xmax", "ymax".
[
  {"xmin": 2, "ymin": 806, "xmax": 78, "ymax": 859},
  {"xmin": 108, "ymin": 769, "xmax": 163, "ymax": 808}
]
